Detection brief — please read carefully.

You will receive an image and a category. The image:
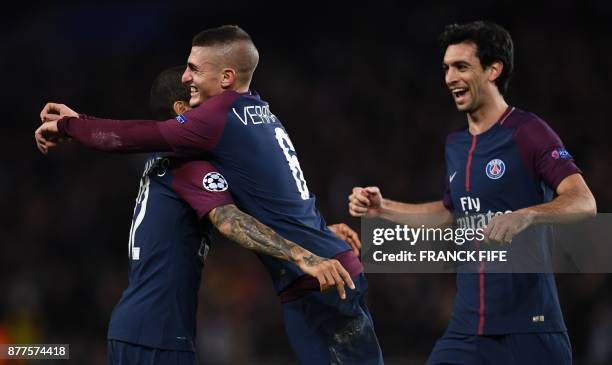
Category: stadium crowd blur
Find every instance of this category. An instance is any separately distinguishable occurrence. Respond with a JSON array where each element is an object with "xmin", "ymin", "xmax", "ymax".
[{"xmin": 2, "ymin": 1, "xmax": 611, "ymax": 364}]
